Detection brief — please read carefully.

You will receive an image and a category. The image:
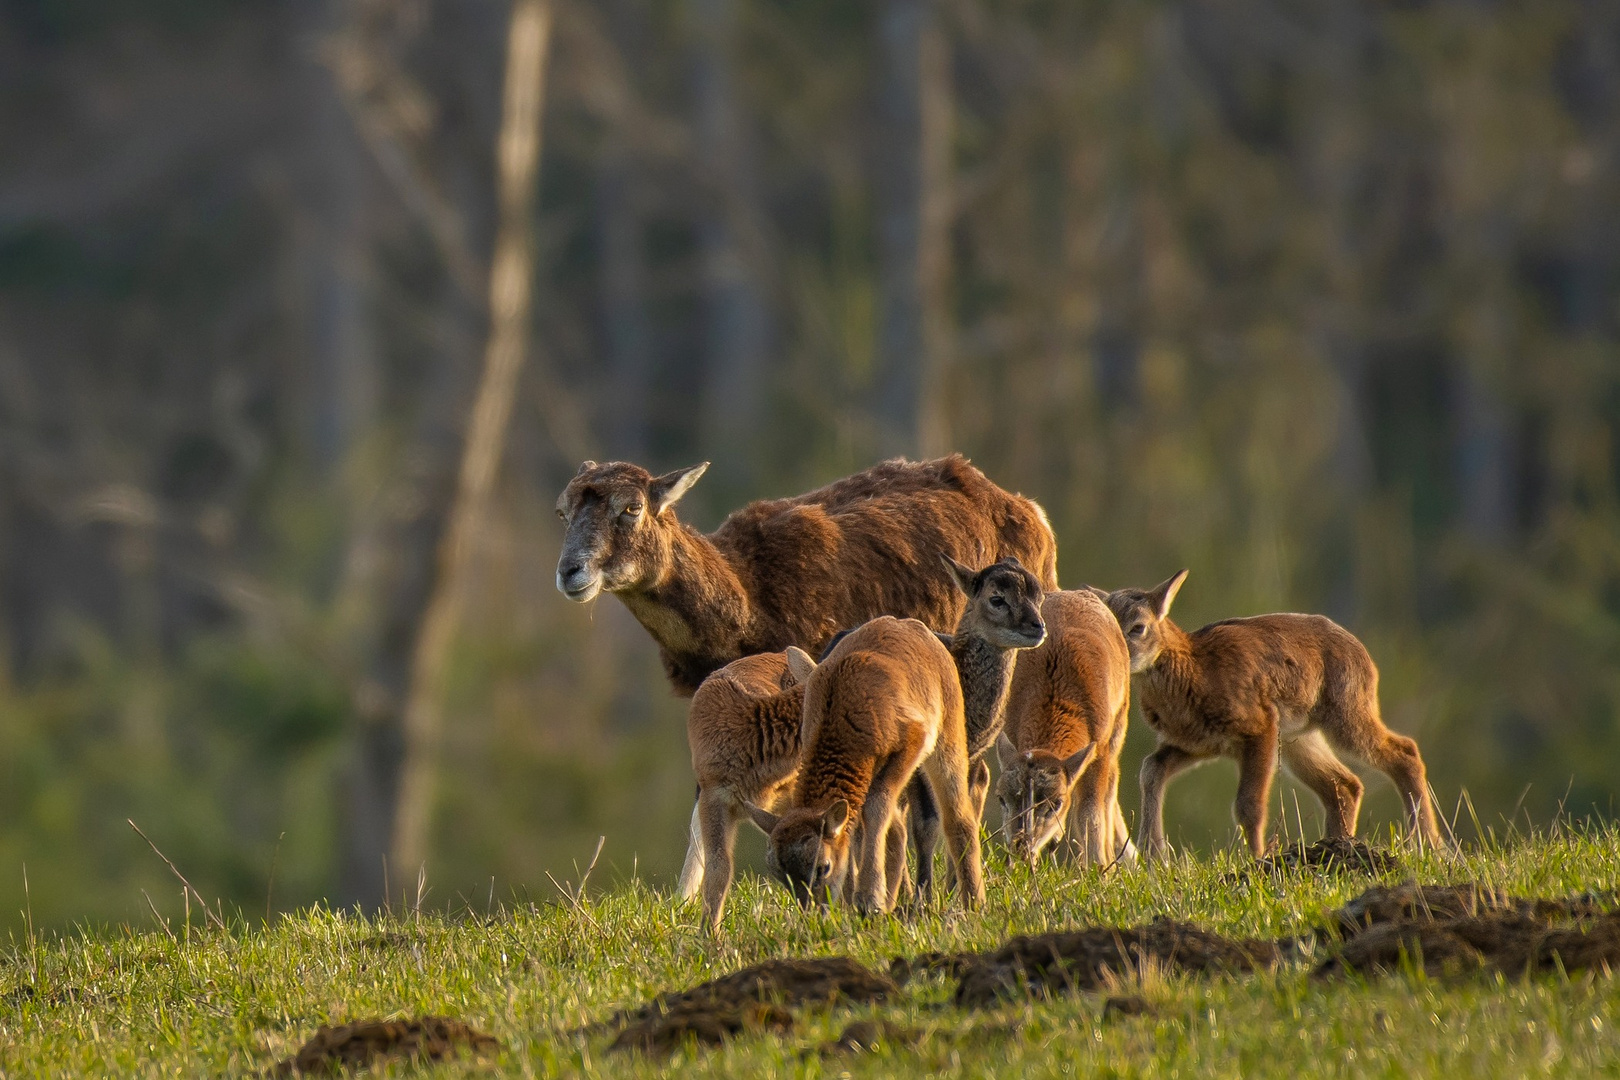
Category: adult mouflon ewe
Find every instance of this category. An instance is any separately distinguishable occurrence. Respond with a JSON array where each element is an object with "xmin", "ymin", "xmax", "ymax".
[{"xmin": 554, "ymin": 455, "xmax": 1058, "ymax": 695}]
